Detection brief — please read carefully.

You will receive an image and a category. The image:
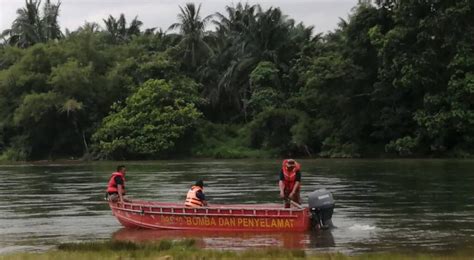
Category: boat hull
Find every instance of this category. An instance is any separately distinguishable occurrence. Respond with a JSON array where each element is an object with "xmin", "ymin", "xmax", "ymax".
[{"xmin": 109, "ymin": 201, "xmax": 311, "ymax": 232}]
